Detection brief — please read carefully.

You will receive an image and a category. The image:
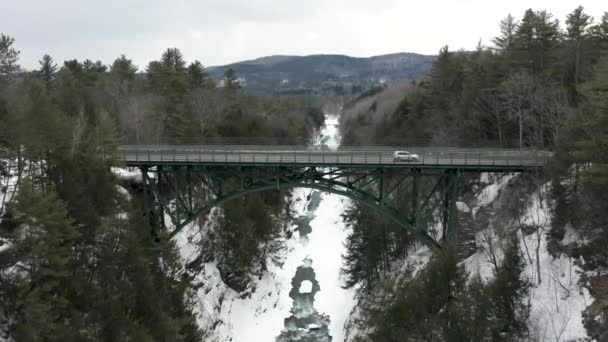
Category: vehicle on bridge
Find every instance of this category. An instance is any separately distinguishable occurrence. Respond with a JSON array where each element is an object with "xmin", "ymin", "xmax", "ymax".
[{"xmin": 393, "ymin": 150, "xmax": 420, "ymax": 162}]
